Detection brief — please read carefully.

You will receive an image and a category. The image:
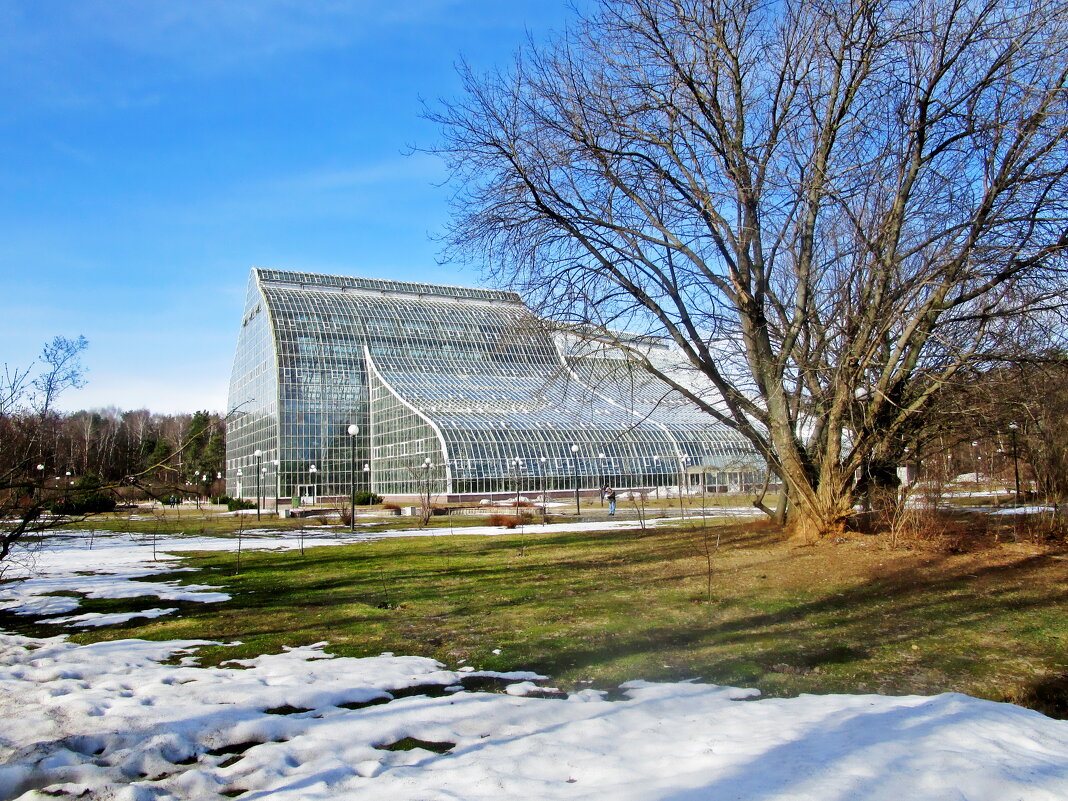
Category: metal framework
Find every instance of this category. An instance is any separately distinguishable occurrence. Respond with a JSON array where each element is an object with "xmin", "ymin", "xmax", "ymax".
[{"xmin": 226, "ymin": 269, "xmax": 764, "ymax": 500}]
